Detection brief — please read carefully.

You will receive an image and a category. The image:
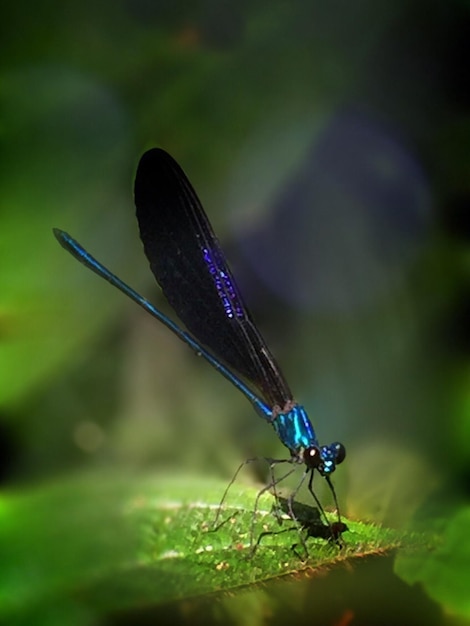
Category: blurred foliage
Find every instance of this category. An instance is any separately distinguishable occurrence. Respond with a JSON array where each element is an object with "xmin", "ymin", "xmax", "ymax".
[{"xmin": 0, "ymin": 0, "xmax": 469, "ymax": 624}]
